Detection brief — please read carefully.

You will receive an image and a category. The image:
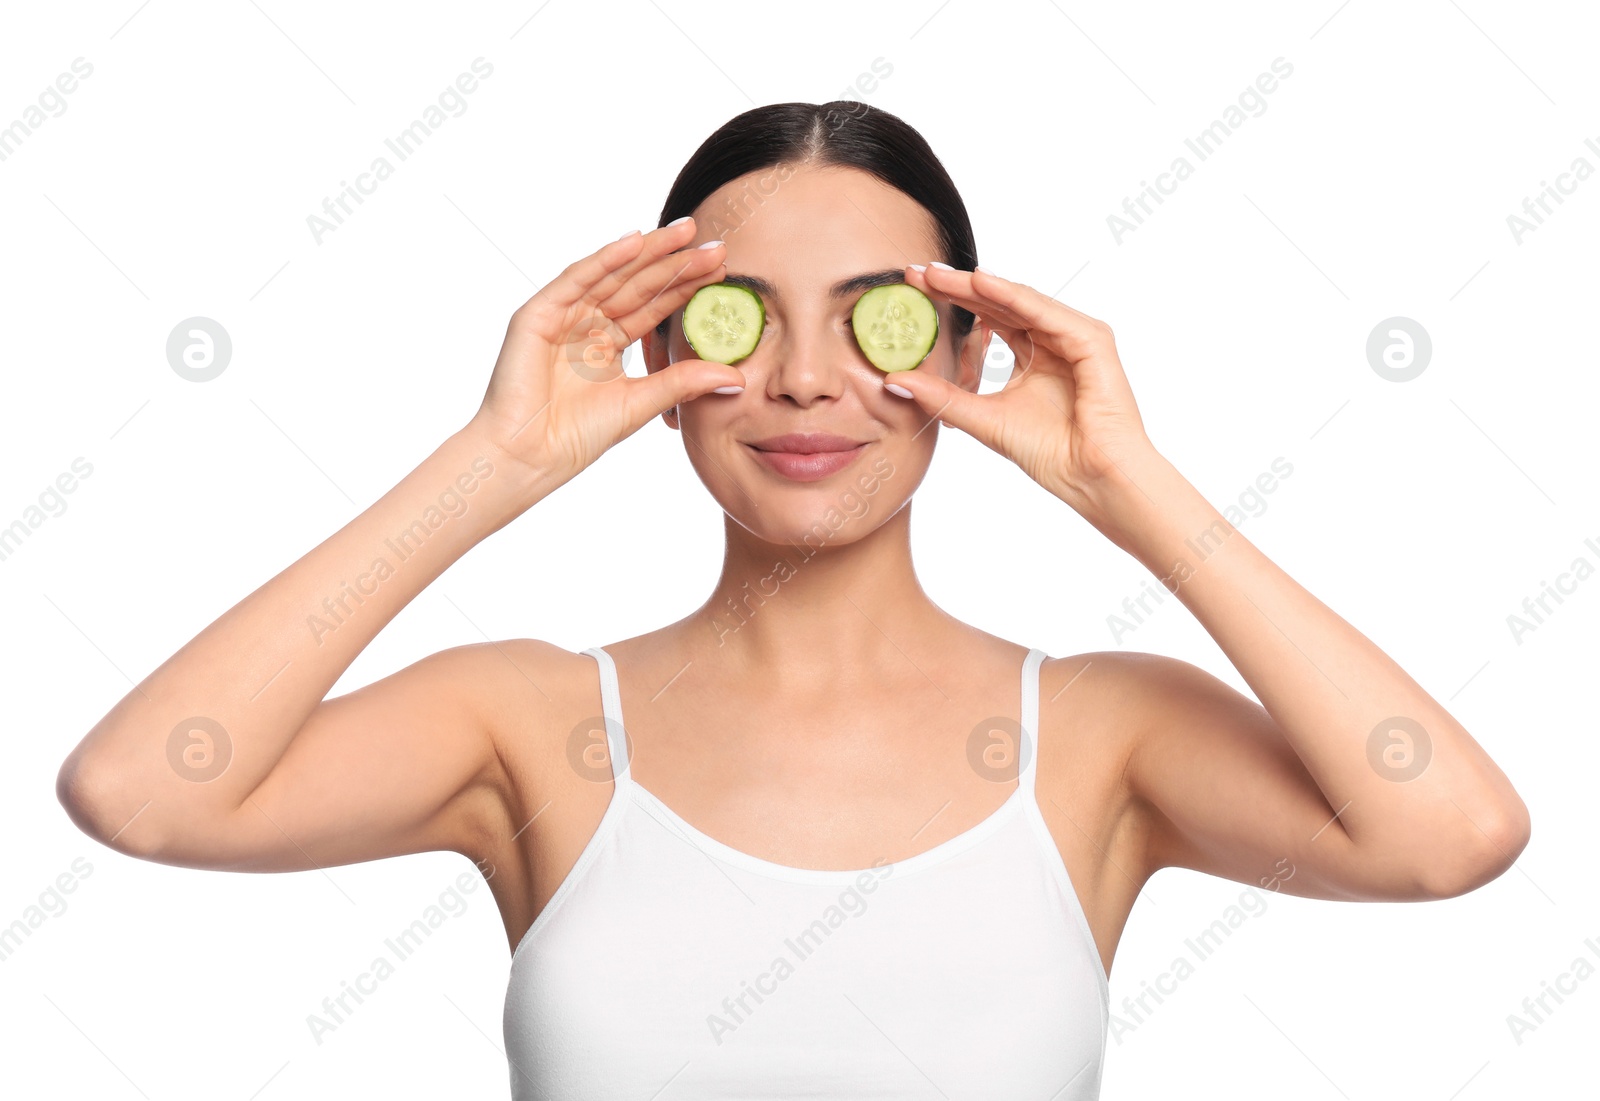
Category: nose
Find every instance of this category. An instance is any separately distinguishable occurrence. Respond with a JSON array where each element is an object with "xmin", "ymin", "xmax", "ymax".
[{"xmin": 760, "ymin": 321, "xmax": 852, "ymax": 407}]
